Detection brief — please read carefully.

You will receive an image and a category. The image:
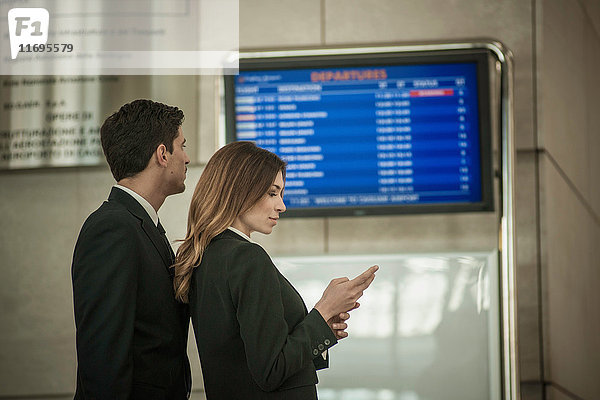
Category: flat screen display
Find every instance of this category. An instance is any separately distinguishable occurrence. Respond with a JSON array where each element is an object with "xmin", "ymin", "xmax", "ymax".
[{"xmin": 225, "ymin": 49, "xmax": 494, "ymax": 217}]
